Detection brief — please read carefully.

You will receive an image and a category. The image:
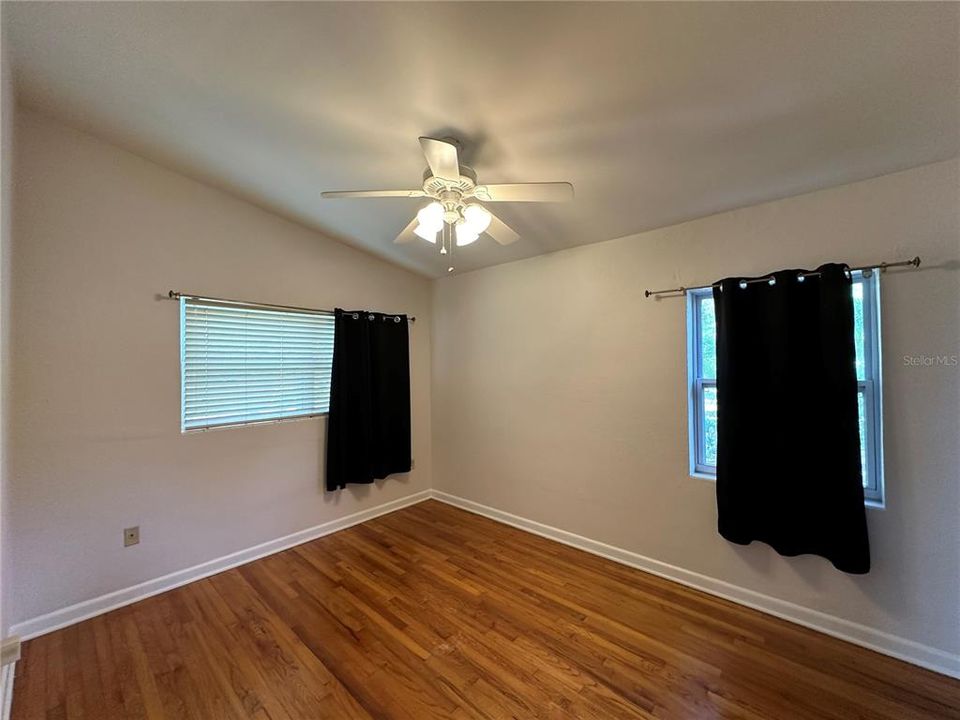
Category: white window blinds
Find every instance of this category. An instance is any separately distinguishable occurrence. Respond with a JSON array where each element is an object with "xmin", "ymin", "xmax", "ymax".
[{"xmin": 180, "ymin": 298, "xmax": 335, "ymax": 431}]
